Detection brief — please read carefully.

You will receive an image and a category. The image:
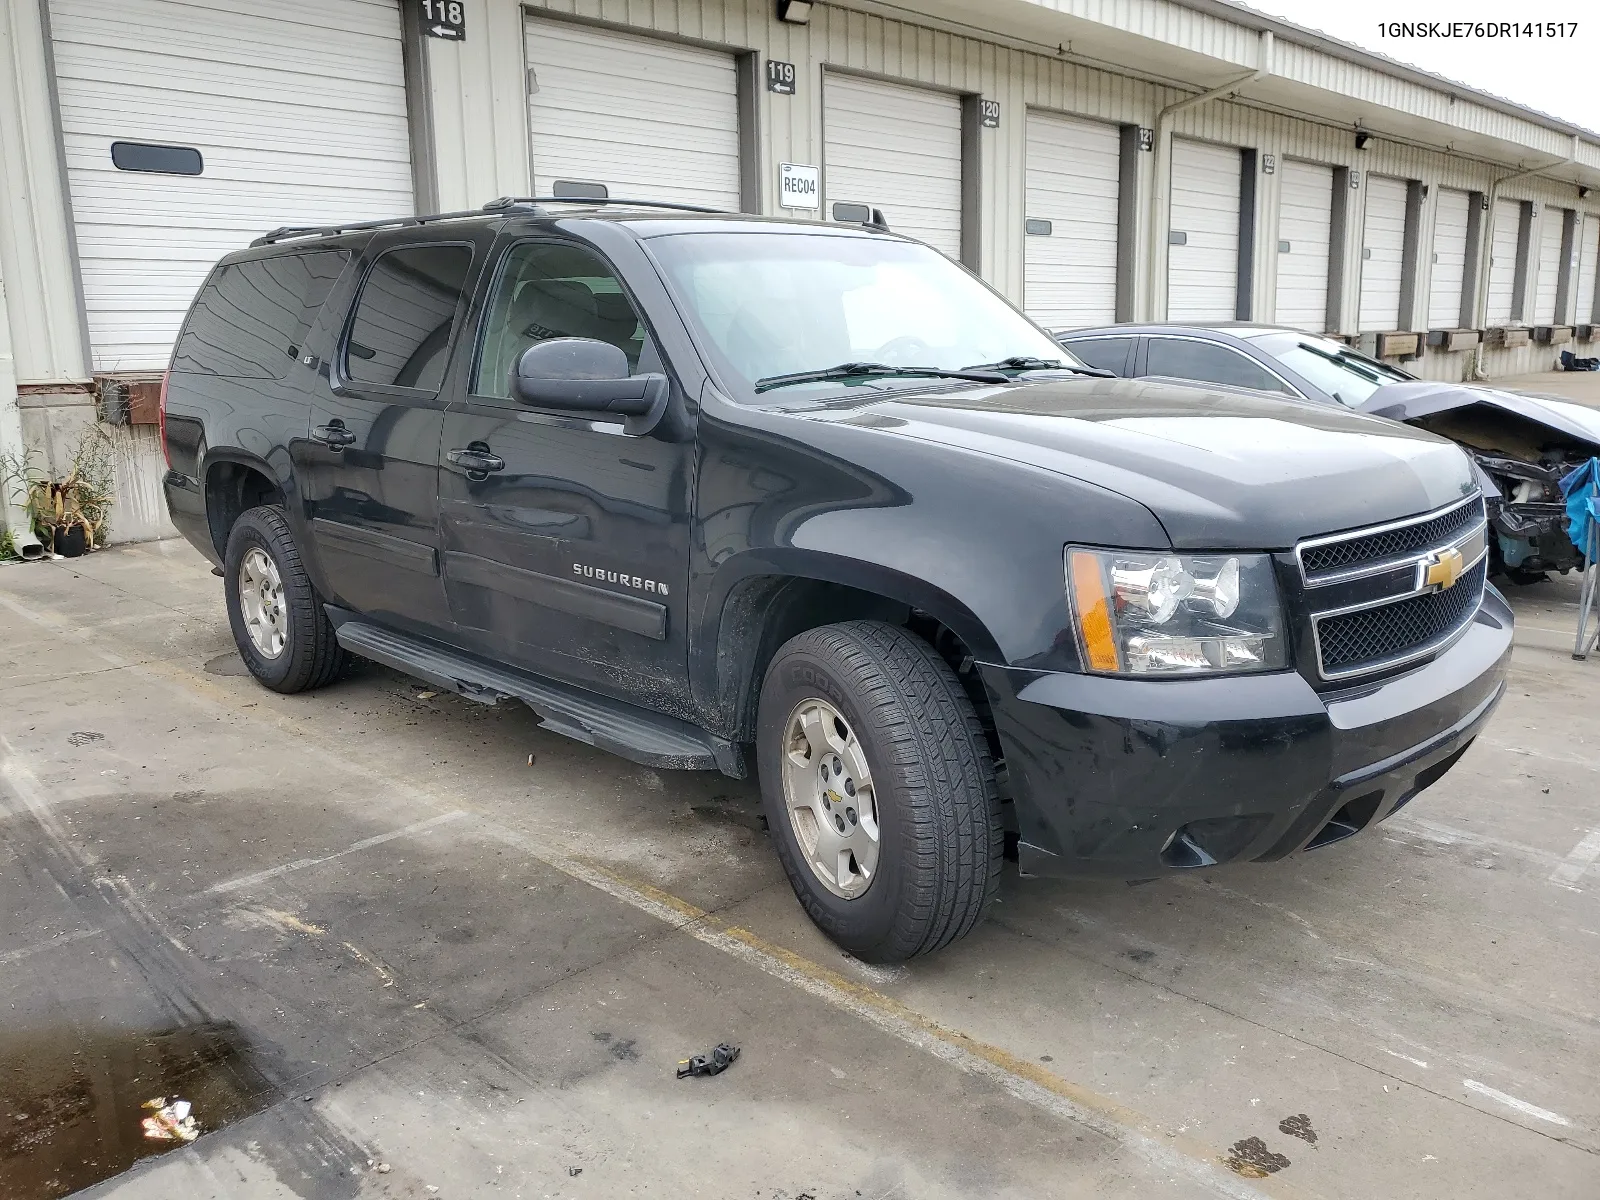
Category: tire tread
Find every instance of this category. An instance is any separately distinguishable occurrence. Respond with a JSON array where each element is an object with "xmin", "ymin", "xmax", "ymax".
[
  {"xmin": 763, "ymin": 620, "xmax": 1002, "ymax": 960},
  {"xmin": 224, "ymin": 505, "xmax": 347, "ymax": 694}
]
